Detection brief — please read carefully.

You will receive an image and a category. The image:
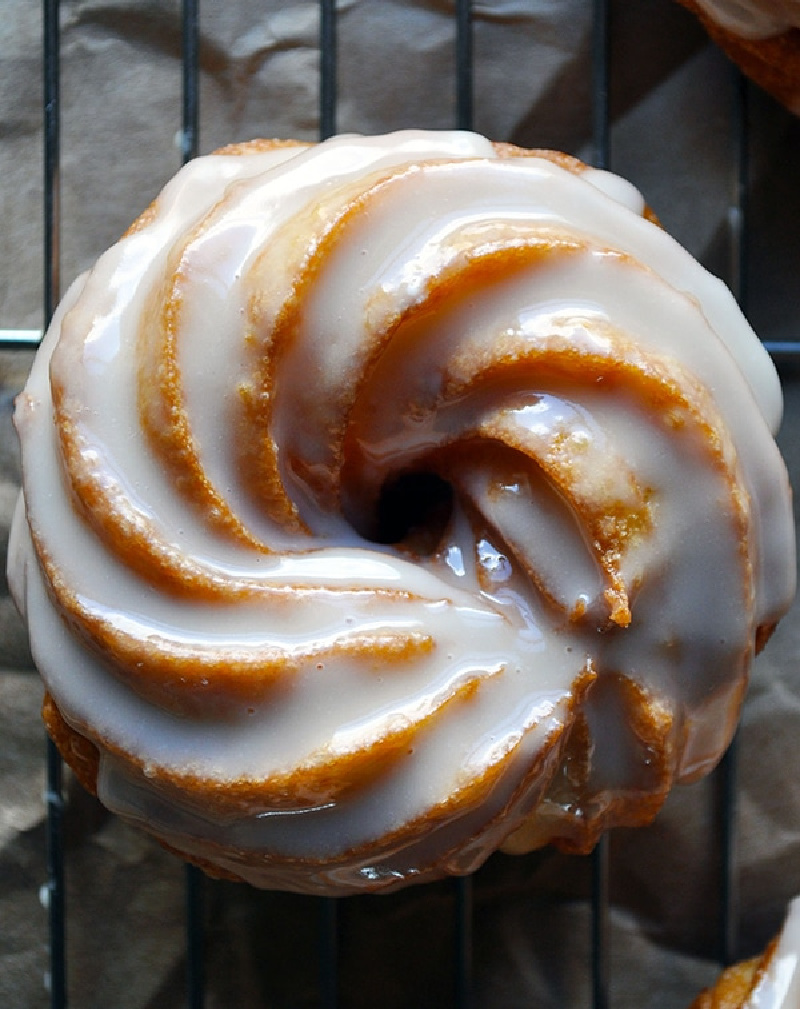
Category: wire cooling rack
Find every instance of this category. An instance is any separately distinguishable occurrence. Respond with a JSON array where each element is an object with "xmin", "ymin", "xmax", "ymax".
[{"xmin": 2, "ymin": 1, "xmax": 799, "ymax": 1007}]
